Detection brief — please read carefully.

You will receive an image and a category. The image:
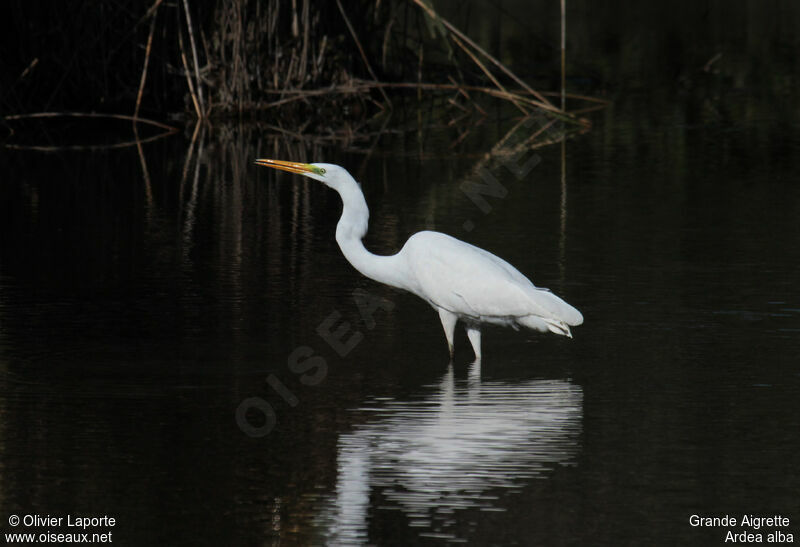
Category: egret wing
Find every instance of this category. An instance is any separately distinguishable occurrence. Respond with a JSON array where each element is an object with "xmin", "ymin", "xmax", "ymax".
[{"xmin": 402, "ymin": 232, "xmax": 581, "ymax": 325}]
